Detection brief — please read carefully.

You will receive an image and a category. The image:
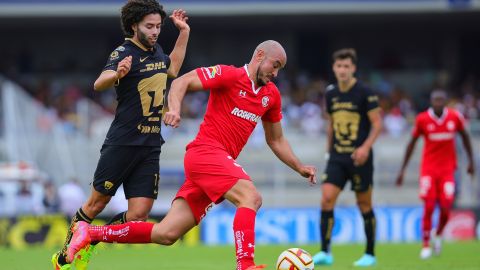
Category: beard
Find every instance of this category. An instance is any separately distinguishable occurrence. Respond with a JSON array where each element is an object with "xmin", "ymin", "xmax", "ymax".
[
  {"xmin": 256, "ymin": 66, "xmax": 268, "ymax": 86},
  {"xmin": 137, "ymin": 30, "xmax": 156, "ymax": 49}
]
